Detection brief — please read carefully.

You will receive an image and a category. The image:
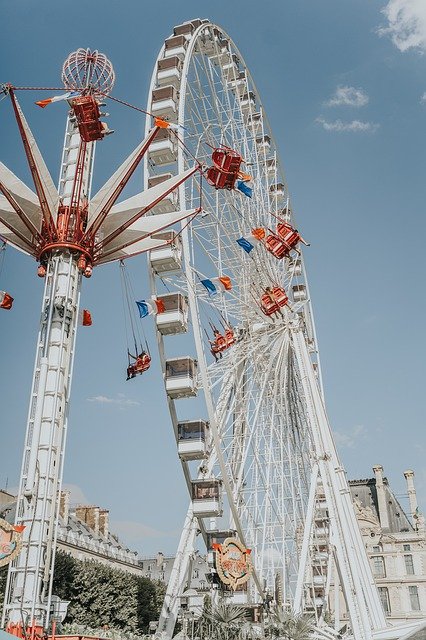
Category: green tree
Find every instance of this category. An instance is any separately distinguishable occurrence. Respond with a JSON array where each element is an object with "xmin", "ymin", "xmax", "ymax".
[{"xmin": 266, "ymin": 608, "xmax": 314, "ymax": 640}]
